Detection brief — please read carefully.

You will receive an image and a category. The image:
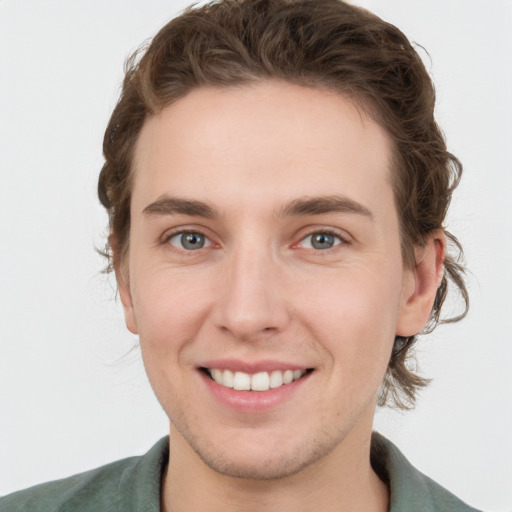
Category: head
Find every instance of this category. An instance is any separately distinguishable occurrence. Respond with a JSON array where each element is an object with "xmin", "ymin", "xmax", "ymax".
[{"xmin": 98, "ymin": 0, "xmax": 468, "ymax": 410}]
